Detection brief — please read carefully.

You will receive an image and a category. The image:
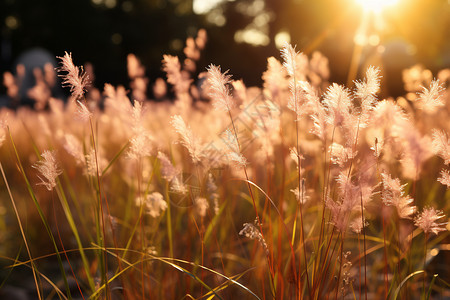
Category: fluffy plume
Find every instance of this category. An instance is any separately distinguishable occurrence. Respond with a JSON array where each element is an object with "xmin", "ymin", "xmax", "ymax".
[
  {"xmin": 170, "ymin": 176, "xmax": 188, "ymax": 194},
  {"xmin": 171, "ymin": 115, "xmax": 203, "ymax": 163},
  {"xmin": 252, "ymin": 100, "xmax": 281, "ymax": 158},
  {"xmin": 75, "ymin": 100, "xmax": 92, "ymax": 122},
  {"xmin": 431, "ymin": 129, "xmax": 450, "ymax": 165},
  {"xmin": 104, "ymin": 83, "xmax": 133, "ymax": 116},
  {"xmin": 194, "ymin": 197, "xmax": 209, "ymax": 218},
  {"xmin": 371, "ymin": 100, "xmax": 409, "ymax": 130},
  {"xmin": 282, "ymin": 44, "xmax": 310, "ymax": 119},
  {"xmin": 206, "ymin": 64, "xmax": 234, "ymax": 112},
  {"xmin": 399, "ymin": 126, "xmax": 432, "ymax": 179},
  {"xmin": 336, "ymin": 172, "xmax": 361, "ymax": 212},
  {"xmin": 354, "ymin": 66, "xmax": 381, "ymax": 104},
  {"xmin": 32, "ymin": 150, "xmax": 62, "ymax": 191},
  {"xmin": 207, "ymin": 173, "xmax": 220, "ymax": 215},
  {"xmin": 239, "ymin": 220, "xmax": 269, "ymax": 255},
  {"xmin": 310, "ymin": 101, "xmax": 328, "ymax": 142},
  {"xmin": 127, "ymin": 101, "xmax": 152, "ymax": 159},
  {"xmin": 85, "ymin": 148, "xmax": 102, "ymax": 177},
  {"xmin": 221, "ymin": 129, "xmax": 247, "ymax": 167},
  {"xmin": 291, "ymin": 178, "xmax": 309, "ymax": 204},
  {"xmin": 327, "ymin": 169, "xmax": 374, "ymax": 234},
  {"xmin": 309, "ymin": 51, "xmax": 329, "ymax": 84},
  {"xmin": 156, "ymin": 151, "xmax": 187, "ymax": 194},
  {"xmin": 329, "ymin": 143, "xmax": 355, "ymax": 167},
  {"xmin": 56, "ymin": 52, "xmax": 89, "ymax": 100},
  {"xmin": 281, "ymin": 43, "xmax": 299, "ymax": 77},
  {"xmin": 262, "ymin": 57, "xmax": 288, "ymax": 101},
  {"xmin": 131, "ymin": 99, "xmax": 143, "ymax": 128},
  {"xmin": 127, "ymin": 53, "xmax": 145, "ymax": 79},
  {"xmin": 136, "ymin": 192, "xmax": 167, "ymax": 218},
  {"xmin": 349, "ymin": 217, "xmax": 368, "ymax": 234},
  {"xmin": 417, "ymin": 79, "xmax": 445, "ymax": 113},
  {"xmin": 381, "ymin": 172, "xmax": 416, "ymax": 219},
  {"xmin": 0, "ymin": 120, "xmax": 6, "ymax": 148},
  {"xmin": 162, "ymin": 54, "xmax": 191, "ymax": 95},
  {"xmin": 62, "ymin": 134, "xmax": 85, "ymax": 165},
  {"xmin": 287, "ymin": 80, "xmax": 308, "ymax": 119},
  {"xmin": 437, "ymin": 169, "xmax": 450, "ymax": 188},
  {"xmin": 414, "ymin": 207, "xmax": 447, "ymax": 235},
  {"xmin": 127, "ymin": 130, "xmax": 152, "ymax": 160},
  {"xmin": 157, "ymin": 151, "xmax": 180, "ymax": 181},
  {"xmin": 323, "ymin": 83, "xmax": 352, "ymax": 127},
  {"xmin": 354, "ymin": 66, "xmax": 381, "ymax": 125},
  {"xmin": 325, "ymin": 197, "xmax": 348, "ymax": 232}
]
